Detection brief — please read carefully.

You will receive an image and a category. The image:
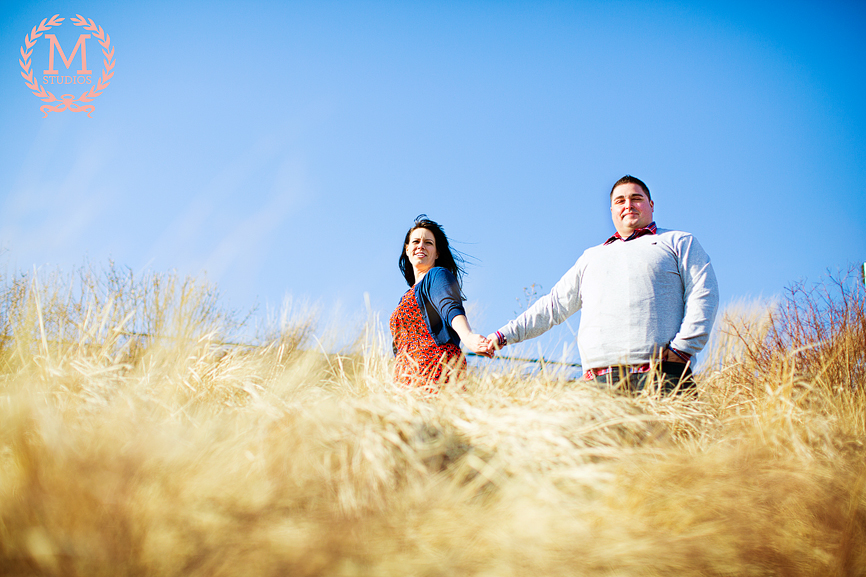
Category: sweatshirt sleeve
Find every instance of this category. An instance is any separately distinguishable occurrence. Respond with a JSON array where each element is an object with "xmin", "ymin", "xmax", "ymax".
[
  {"xmin": 499, "ymin": 257, "xmax": 583, "ymax": 345},
  {"xmin": 669, "ymin": 234, "xmax": 719, "ymax": 356}
]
